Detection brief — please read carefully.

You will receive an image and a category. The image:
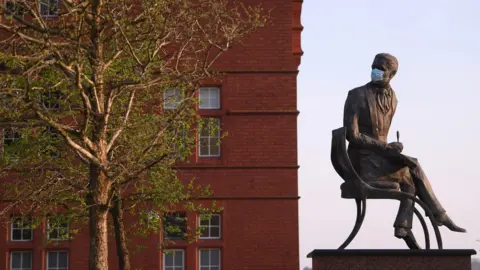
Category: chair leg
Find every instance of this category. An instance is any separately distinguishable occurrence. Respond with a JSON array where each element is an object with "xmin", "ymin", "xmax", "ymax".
[
  {"xmin": 413, "ymin": 207, "xmax": 430, "ymax": 250},
  {"xmin": 338, "ymin": 198, "xmax": 366, "ymax": 249}
]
